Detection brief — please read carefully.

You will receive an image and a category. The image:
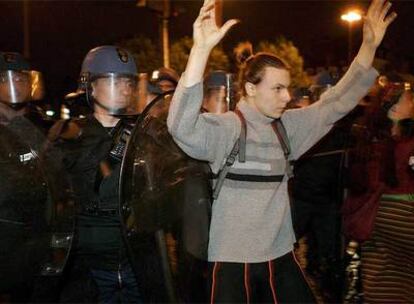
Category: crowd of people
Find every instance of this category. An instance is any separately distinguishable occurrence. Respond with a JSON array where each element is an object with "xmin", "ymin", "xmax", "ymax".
[{"xmin": 1, "ymin": 0, "xmax": 413, "ymax": 303}]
